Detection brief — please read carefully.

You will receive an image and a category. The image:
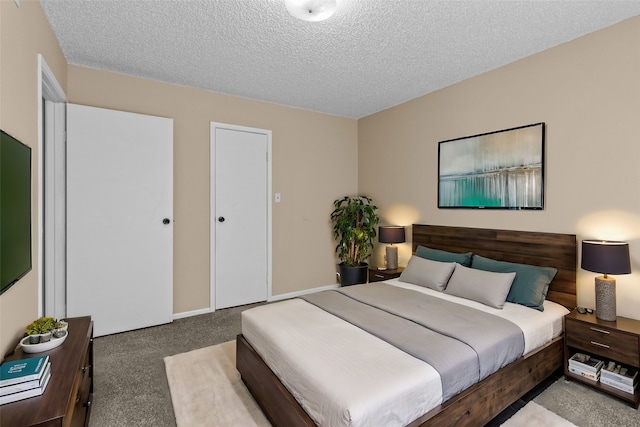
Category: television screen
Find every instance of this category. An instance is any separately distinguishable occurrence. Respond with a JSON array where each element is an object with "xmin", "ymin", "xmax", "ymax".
[{"xmin": 1, "ymin": 130, "xmax": 32, "ymax": 295}]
